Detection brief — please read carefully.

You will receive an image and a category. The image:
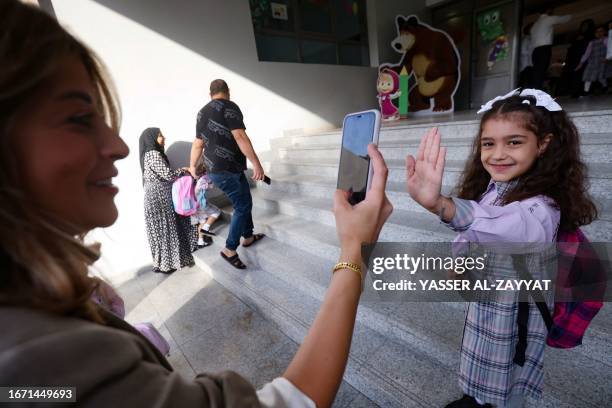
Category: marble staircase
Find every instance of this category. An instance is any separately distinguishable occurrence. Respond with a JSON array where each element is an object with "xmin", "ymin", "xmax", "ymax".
[{"xmin": 194, "ymin": 108, "xmax": 612, "ymax": 407}]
